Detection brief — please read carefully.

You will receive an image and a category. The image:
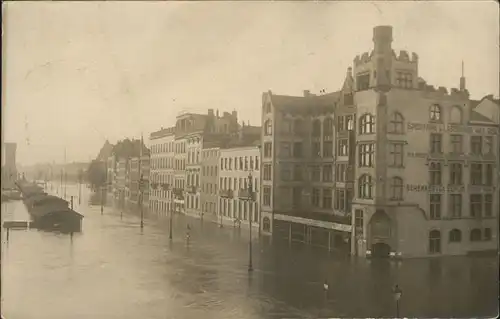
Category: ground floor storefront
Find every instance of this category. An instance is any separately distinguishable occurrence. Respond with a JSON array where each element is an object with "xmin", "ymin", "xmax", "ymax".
[{"xmin": 272, "ymin": 215, "xmax": 351, "ymax": 253}]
